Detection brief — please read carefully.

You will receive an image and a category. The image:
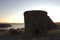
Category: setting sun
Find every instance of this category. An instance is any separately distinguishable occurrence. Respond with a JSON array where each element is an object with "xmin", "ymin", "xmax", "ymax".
[
  {"xmin": 0, "ymin": 5, "xmax": 60, "ymax": 23},
  {"xmin": 8, "ymin": 13, "xmax": 24, "ymax": 23},
  {"xmin": 0, "ymin": 13, "xmax": 24, "ymax": 23}
]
